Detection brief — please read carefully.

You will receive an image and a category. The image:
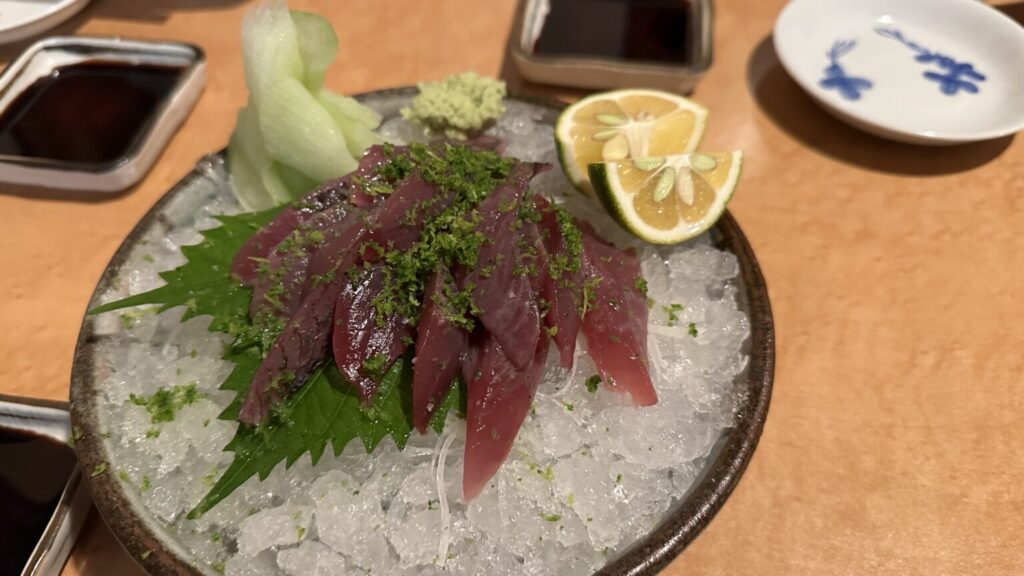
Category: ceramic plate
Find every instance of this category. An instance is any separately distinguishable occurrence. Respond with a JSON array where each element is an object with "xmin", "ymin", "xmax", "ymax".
[
  {"xmin": 774, "ymin": 0, "xmax": 1024, "ymax": 144},
  {"xmin": 0, "ymin": 0, "xmax": 89, "ymax": 44},
  {"xmin": 69, "ymin": 88, "xmax": 774, "ymax": 576}
]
